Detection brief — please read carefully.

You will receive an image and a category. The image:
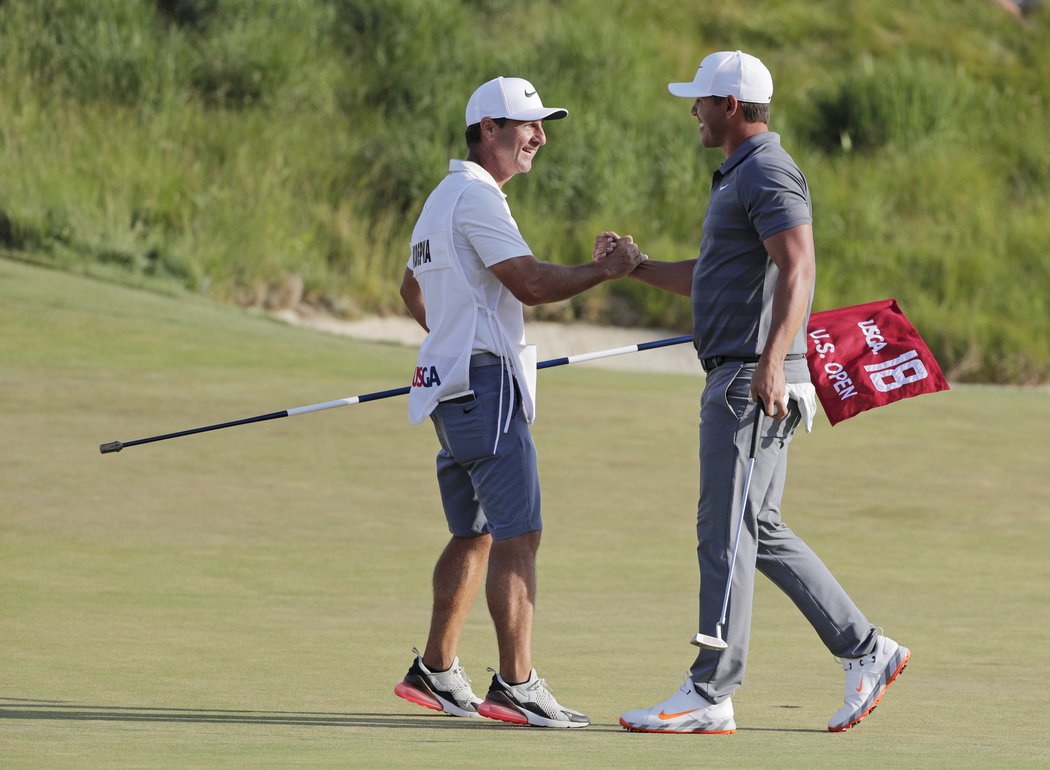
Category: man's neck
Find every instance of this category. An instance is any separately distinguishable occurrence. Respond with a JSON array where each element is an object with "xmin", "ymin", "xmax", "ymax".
[
  {"xmin": 466, "ymin": 149, "xmax": 511, "ymax": 189},
  {"xmin": 722, "ymin": 123, "xmax": 768, "ymax": 158}
]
